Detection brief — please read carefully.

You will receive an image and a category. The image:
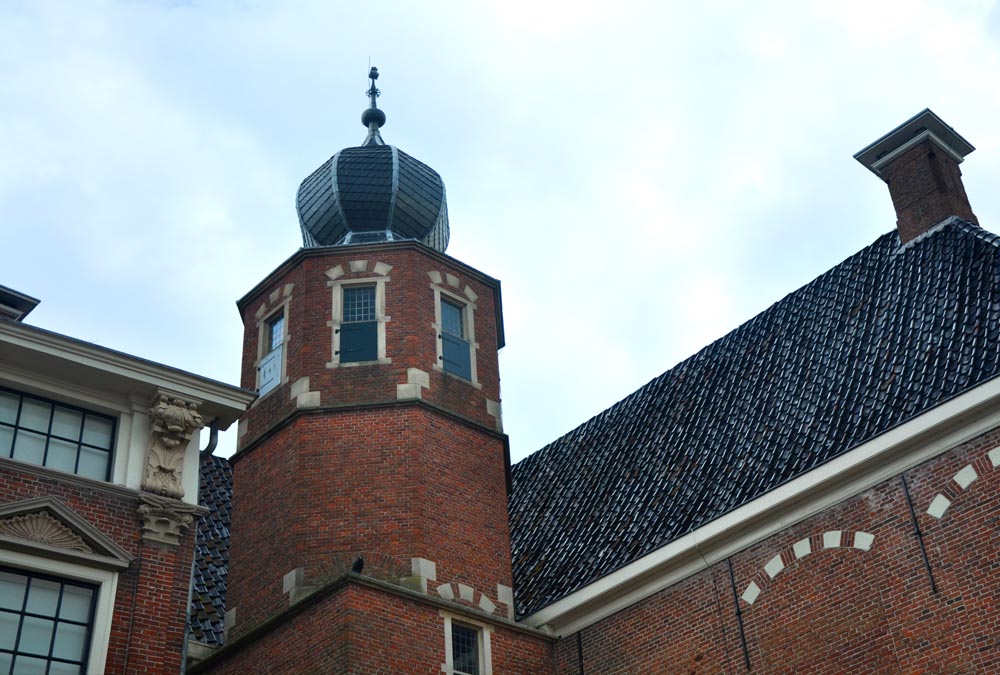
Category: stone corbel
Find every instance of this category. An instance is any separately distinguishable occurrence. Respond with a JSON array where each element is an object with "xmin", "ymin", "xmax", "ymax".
[
  {"xmin": 137, "ymin": 493, "xmax": 205, "ymax": 546},
  {"xmin": 143, "ymin": 392, "xmax": 205, "ymax": 499}
]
